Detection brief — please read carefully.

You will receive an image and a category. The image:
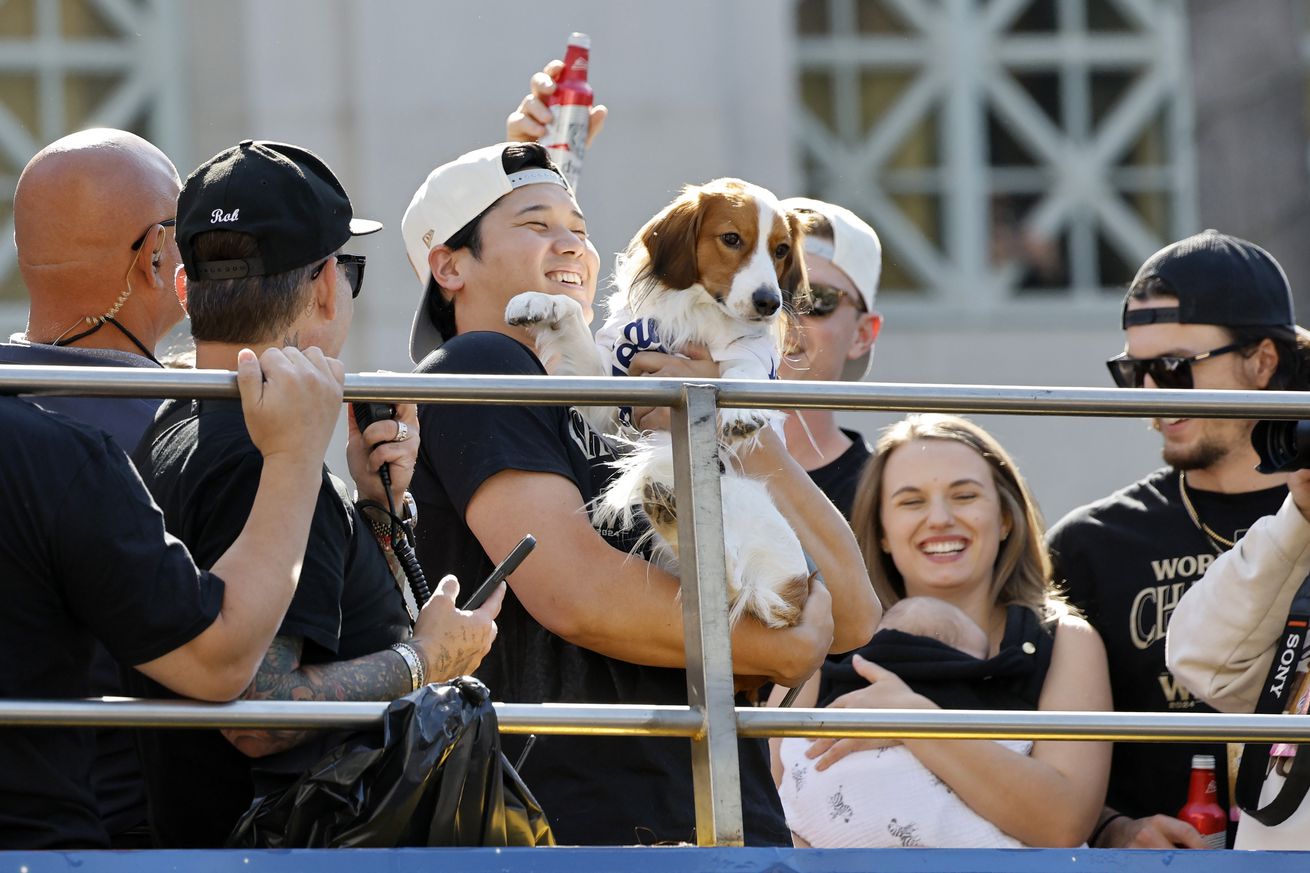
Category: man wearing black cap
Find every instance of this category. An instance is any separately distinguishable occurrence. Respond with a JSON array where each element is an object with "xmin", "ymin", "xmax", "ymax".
[
  {"xmin": 0, "ymin": 345, "xmax": 344, "ymax": 850},
  {"xmin": 1047, "ymin": 229, "xmax": 1310, "ymax": 848},
  {"xmin": 128, "ymin": 140, "xmax": 502, "ymax": 847}
]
